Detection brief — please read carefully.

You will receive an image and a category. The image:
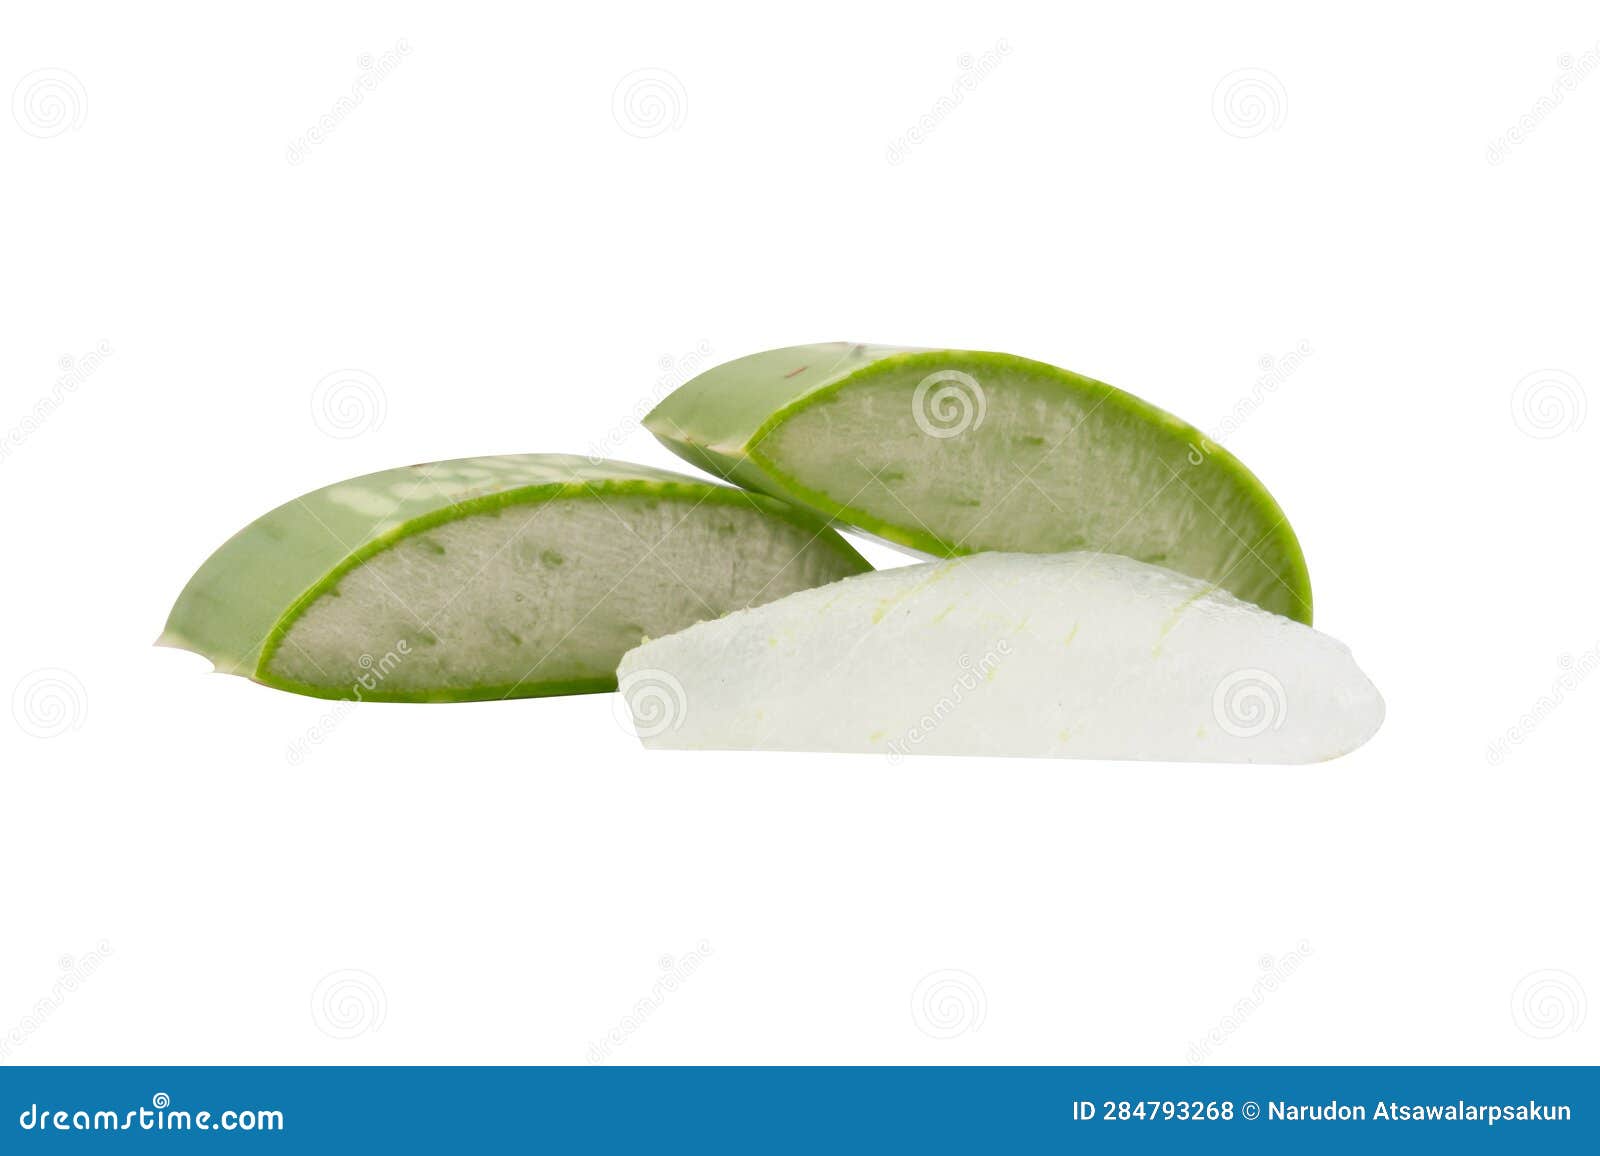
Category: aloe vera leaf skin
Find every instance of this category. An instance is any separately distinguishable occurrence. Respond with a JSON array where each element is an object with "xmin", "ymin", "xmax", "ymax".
[
  {"xmin": 160, "ymin": 454, "xmax": 869, "ymax": 702},
  {"xmin": 644, "ymin": 344, "xmax": 1312, "ymax": 625}
]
